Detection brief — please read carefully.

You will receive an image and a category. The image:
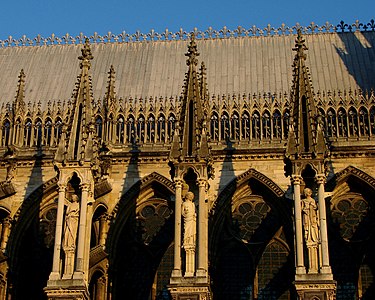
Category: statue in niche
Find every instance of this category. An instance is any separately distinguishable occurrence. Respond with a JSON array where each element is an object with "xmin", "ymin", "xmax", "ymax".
[
  {"xmin": 302, "ymin": 188, "xmax": 319, "ymax": 245},
  {"xmin": 182, "ymin": 191, "xmax": 196, "ymax": 248},
  {"xmin": 301, "ymin": 187, "xmax": 320, "ymax": 273},
  {"xmin": 63, "ymin": 194, "xmax": 80, "ymax": 251},
  {"xmin": 182, "ymin": 191, "xmax": 196, "ymax": 276},
  {"xmin": 62, "ymin": 193, "xmax": 80, "ymax": 277}
]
